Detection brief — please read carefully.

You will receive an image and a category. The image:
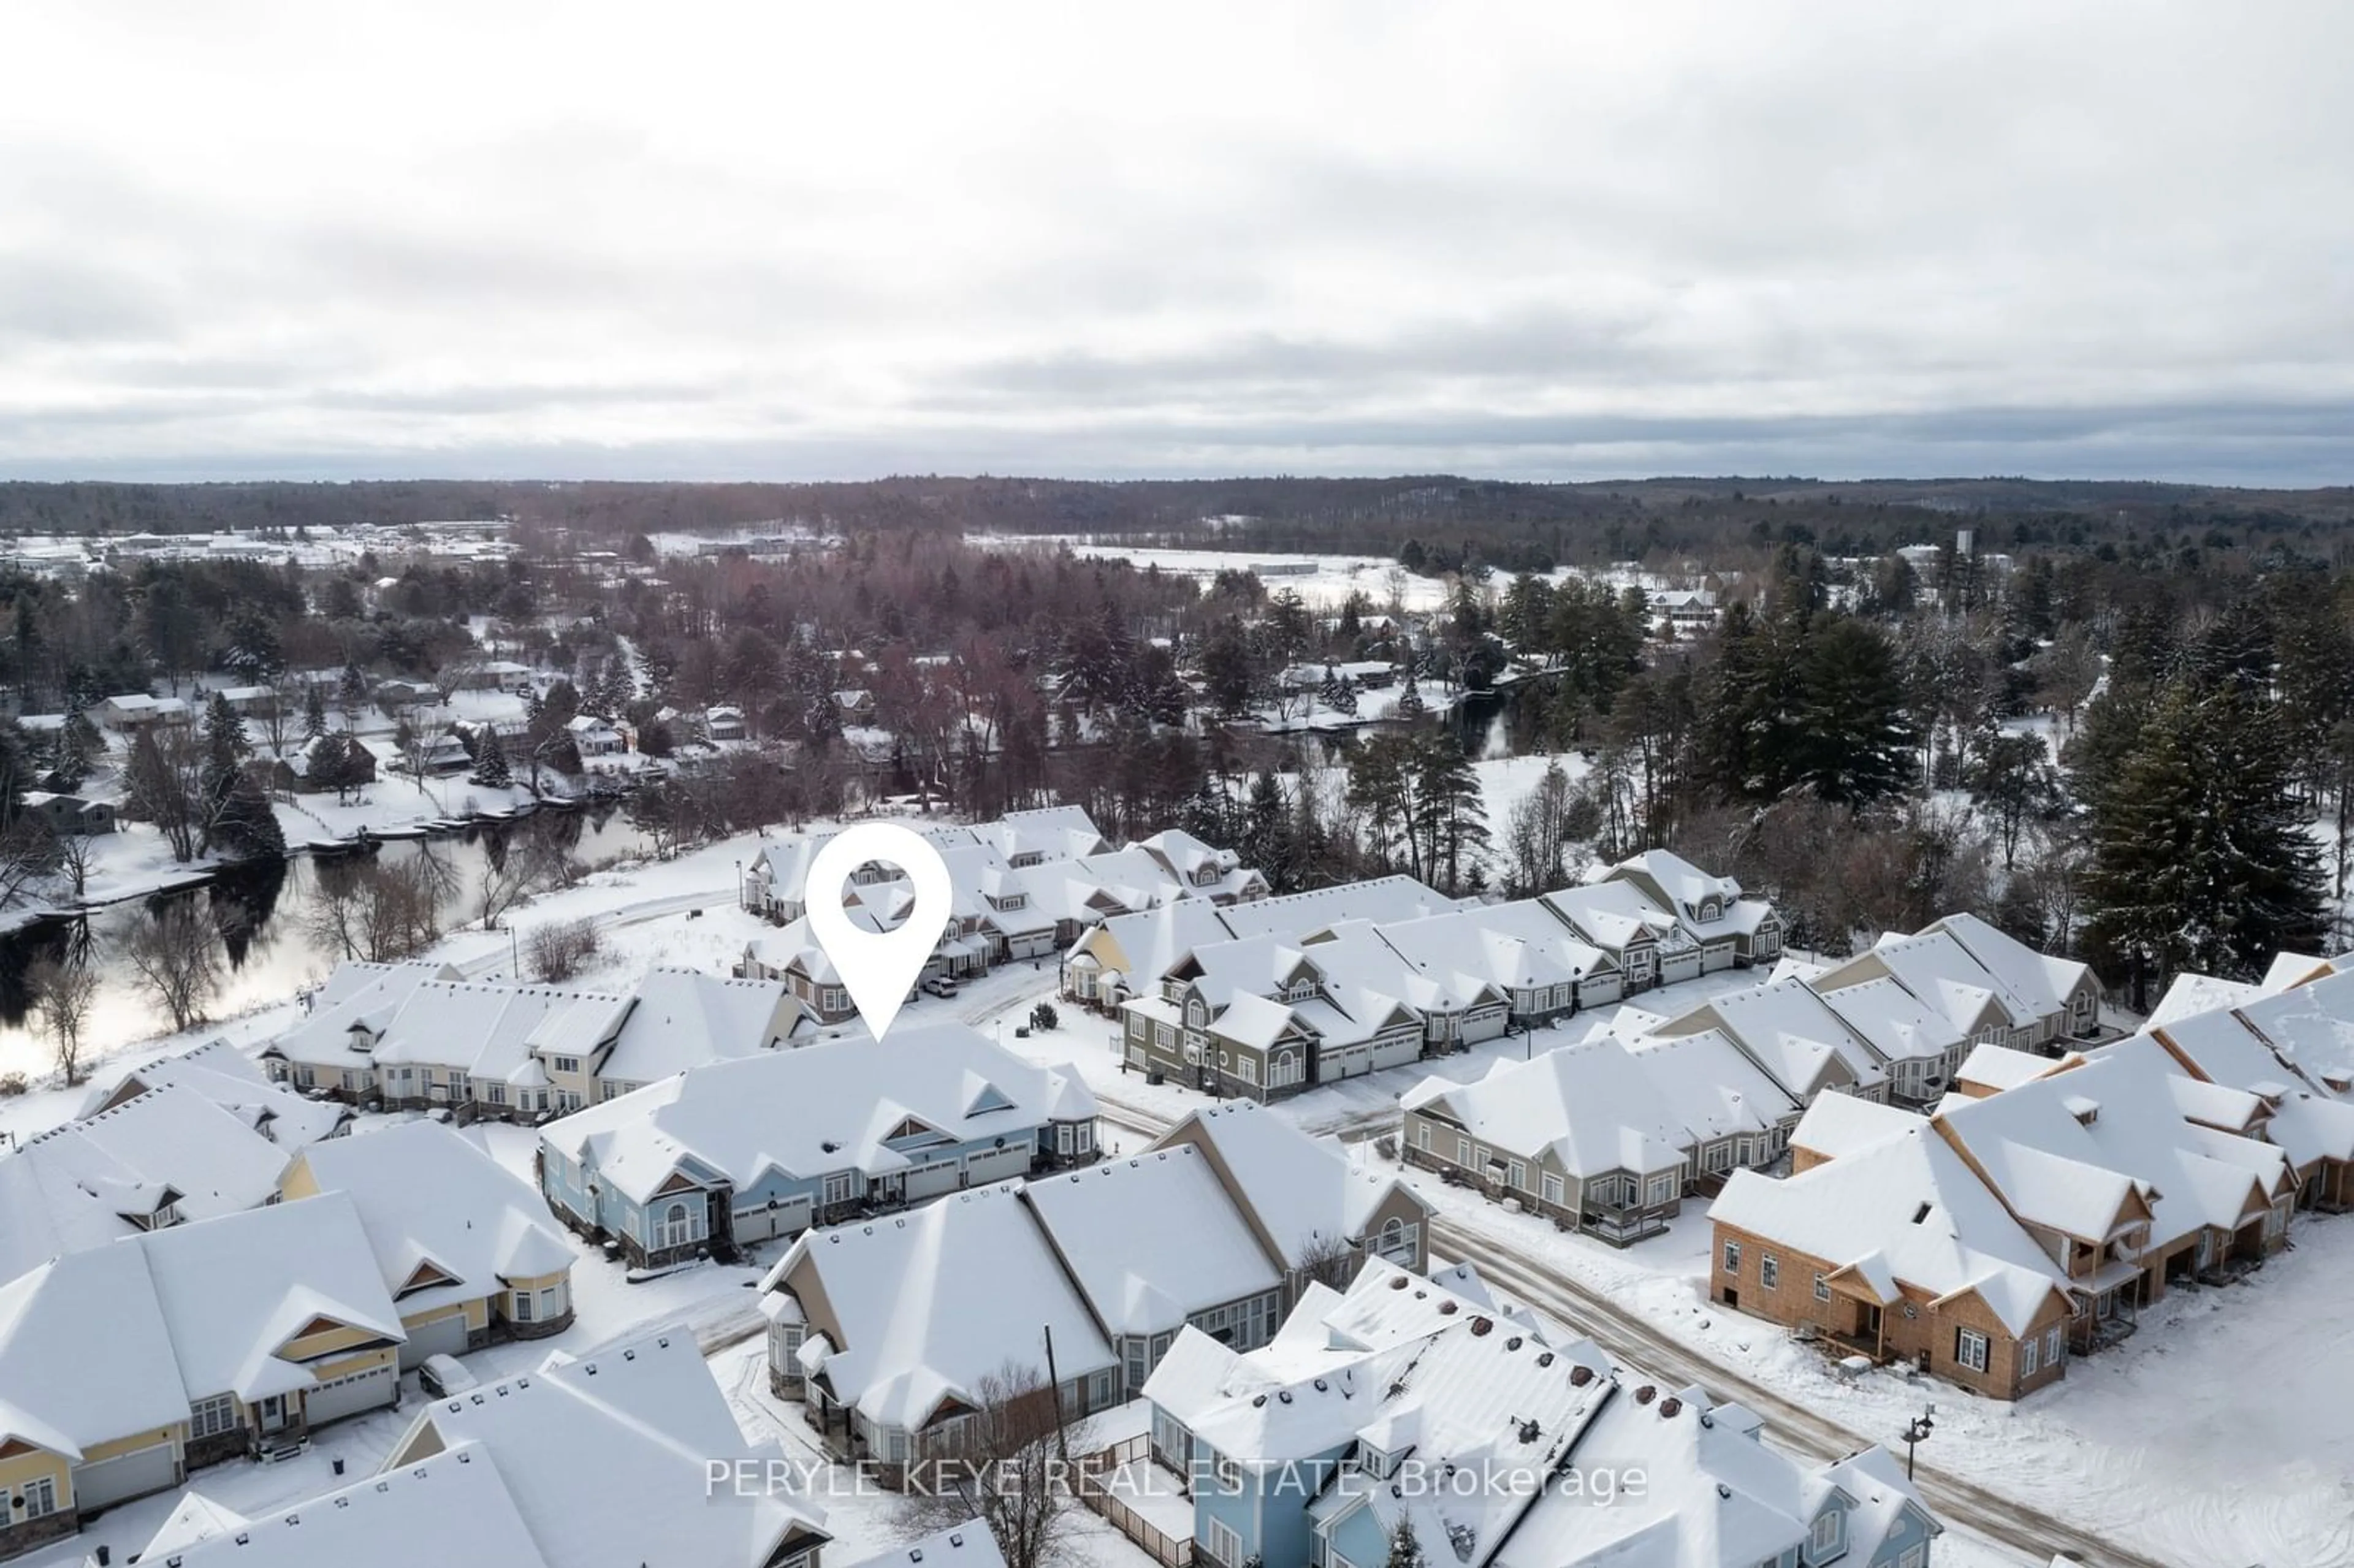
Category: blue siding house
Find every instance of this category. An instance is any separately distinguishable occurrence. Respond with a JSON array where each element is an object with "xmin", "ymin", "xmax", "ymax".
[{"xmin": 537, "ymin": 1021, "xmax": 1099, "ymax": 1267}]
